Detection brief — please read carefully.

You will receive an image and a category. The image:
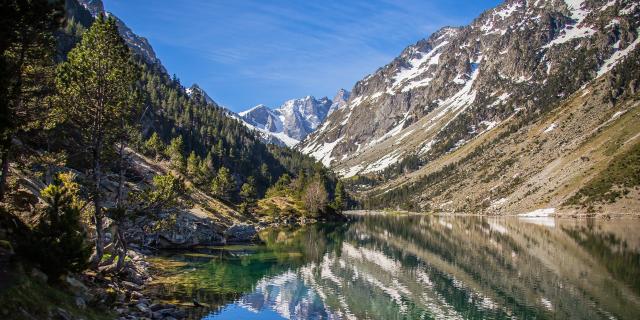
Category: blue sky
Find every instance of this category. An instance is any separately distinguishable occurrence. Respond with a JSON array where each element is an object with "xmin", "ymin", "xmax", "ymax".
[{"xmin": 105, "ymin": 0, "xmax": 502, "ymax": 112}]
